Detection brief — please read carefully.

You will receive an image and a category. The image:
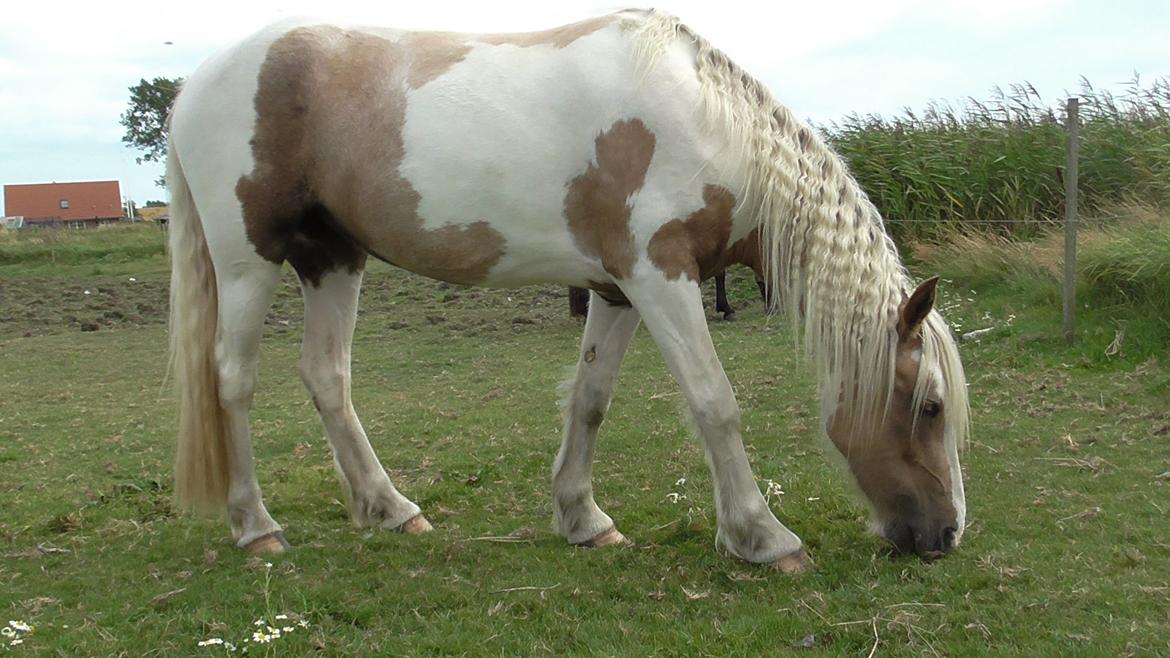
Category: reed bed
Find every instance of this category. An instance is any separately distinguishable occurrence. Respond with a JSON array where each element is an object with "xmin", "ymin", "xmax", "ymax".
[{"xmin": 824, "ymin": 76, "xmax": 1170, "ymax": 240}]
